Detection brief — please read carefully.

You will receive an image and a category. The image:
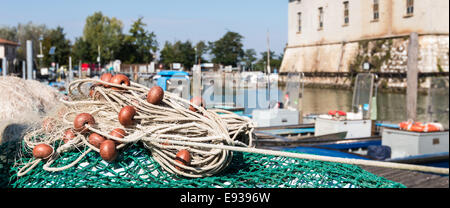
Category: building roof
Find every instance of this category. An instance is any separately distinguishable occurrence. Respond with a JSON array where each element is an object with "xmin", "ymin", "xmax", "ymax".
[{"xmin": 0, "ymin": 38, "xmax": 20, "ymax": 46}]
